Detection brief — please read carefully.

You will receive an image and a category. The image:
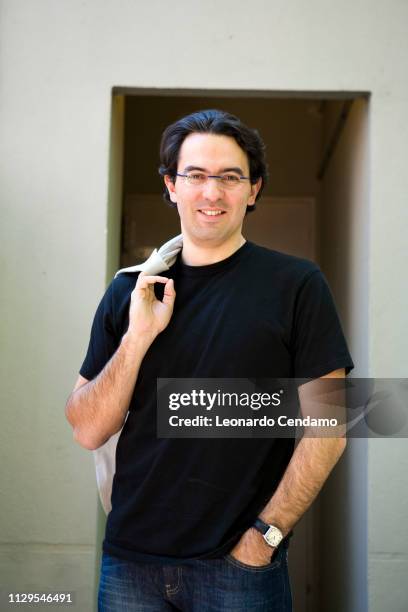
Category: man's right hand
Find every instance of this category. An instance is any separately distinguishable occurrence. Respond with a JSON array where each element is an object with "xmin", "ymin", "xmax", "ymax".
[{"xmin": 127, "ymin": 272, "xmax": 176, "ymax": 341}]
